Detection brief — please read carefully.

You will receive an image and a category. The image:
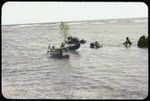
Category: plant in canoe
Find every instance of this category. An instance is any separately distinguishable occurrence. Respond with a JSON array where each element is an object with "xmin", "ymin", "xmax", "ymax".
[{"xmin": 60, "ymin": 21, "xmax": 69, "ymax": 43}]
